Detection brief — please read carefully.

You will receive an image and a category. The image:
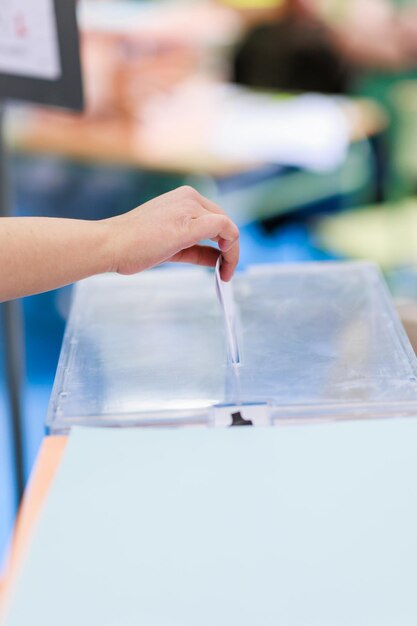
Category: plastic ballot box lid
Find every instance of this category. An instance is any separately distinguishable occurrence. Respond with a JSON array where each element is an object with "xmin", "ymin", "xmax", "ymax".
[{"xmin": 46, "ymin": 262, "xmax": 417, "ymax": 433}]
